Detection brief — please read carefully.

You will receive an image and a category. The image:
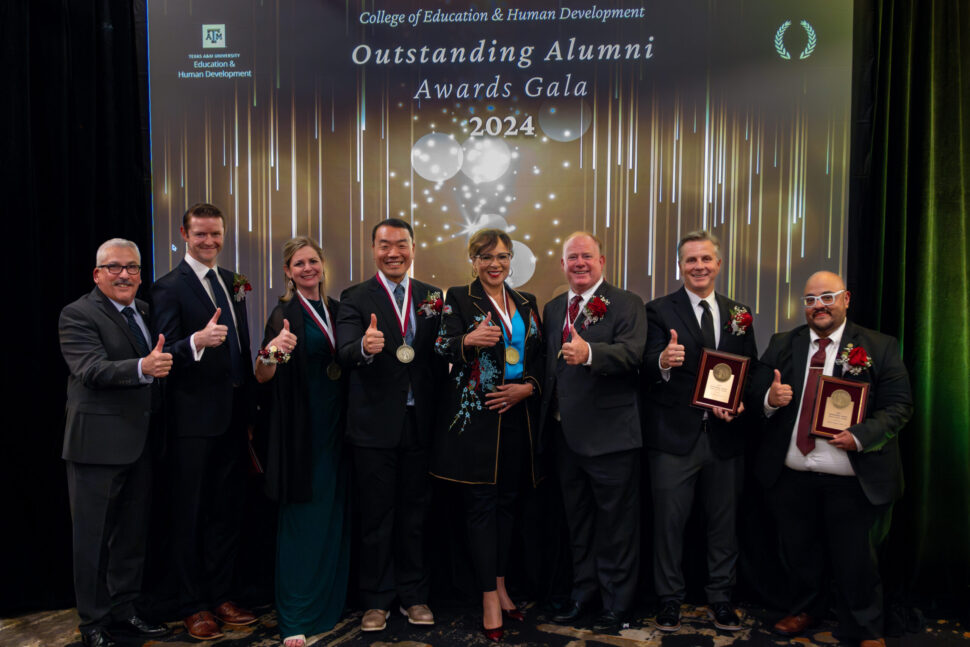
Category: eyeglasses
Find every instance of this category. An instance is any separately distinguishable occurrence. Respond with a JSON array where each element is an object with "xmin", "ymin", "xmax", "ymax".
[
  {"xmin": 97, "ymin": 263, "xmax": 142, "ymax": 275},
  {"xmin": 475, "ymin": 253, "xmax": 513, "ymax": 264},
  {"xmin": 802, "ymin": 290, "xmax": 845, "ymax": 307}
]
